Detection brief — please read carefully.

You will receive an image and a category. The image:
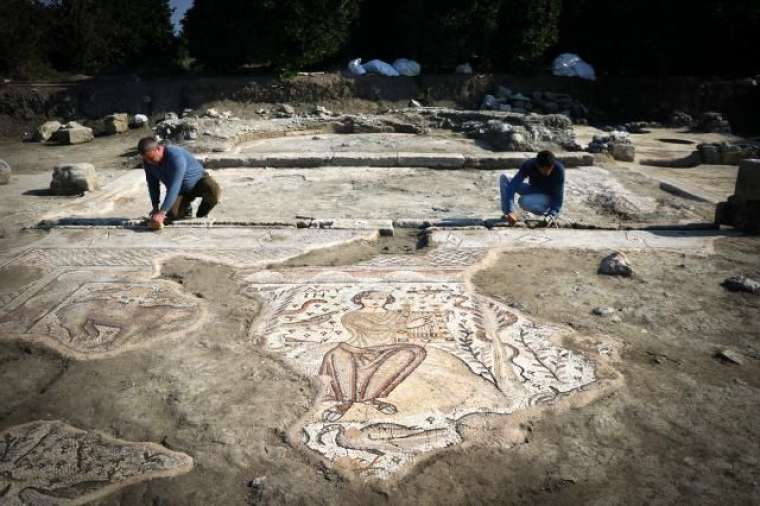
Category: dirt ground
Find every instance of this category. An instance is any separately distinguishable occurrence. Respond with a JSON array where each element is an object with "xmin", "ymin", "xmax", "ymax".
[
  {"xmin": 1, "ymin": 233, "xmax": 758, "ymax": 505},
  {"xmin": 2, "ymin": 105, "xmax": 760, "ymax": 504},
  {"xmin": 468, "ymin": 237, "xmax": 760, "ymax": 505}
]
